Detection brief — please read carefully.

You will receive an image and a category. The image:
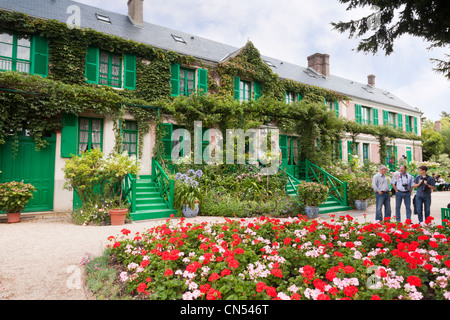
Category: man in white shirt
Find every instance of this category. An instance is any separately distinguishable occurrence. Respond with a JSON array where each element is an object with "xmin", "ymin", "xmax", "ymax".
[
  {"xmin": 372, "ymin": 165, "xmax": 391, "ymax": 221},
  {"xmin": 391, "ymin": 165, "xmax": 414, "ymax": 222}
]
